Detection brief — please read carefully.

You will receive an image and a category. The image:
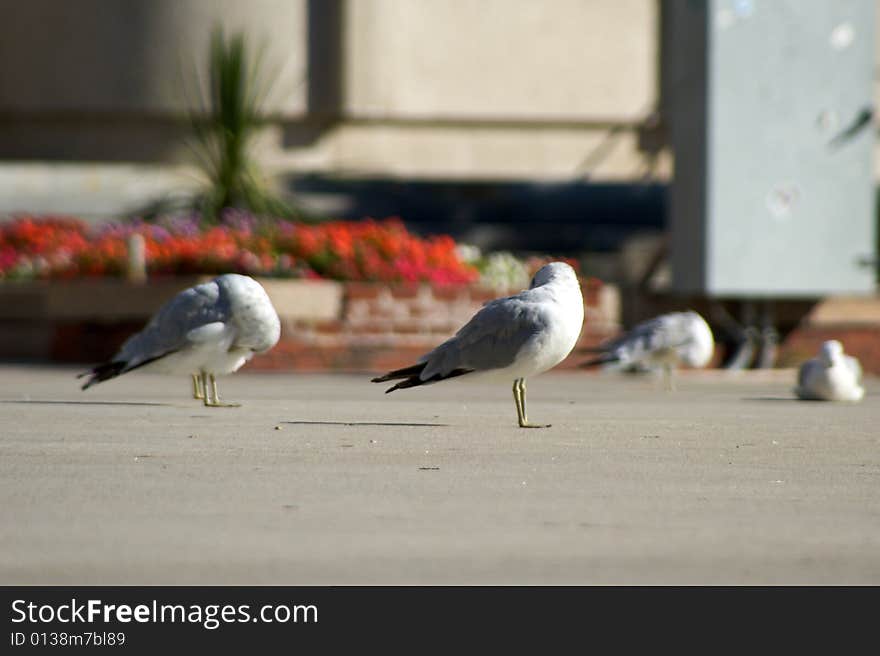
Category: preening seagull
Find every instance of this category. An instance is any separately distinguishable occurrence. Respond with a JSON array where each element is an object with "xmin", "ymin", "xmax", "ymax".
[
  {"xmin": 580, "ymin": 310, "xmax": 714, "ymax": 390},
  {"xmin": 79, "ymin": 273, "xmax": 281, "ymax": 406},
  {"xmin": 372, "ymin": 262, "xmax": 584, "ymax": 428},
  {"xmin": 794, "ymin": 340, "xmax": 864, "ymax": 402}
]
